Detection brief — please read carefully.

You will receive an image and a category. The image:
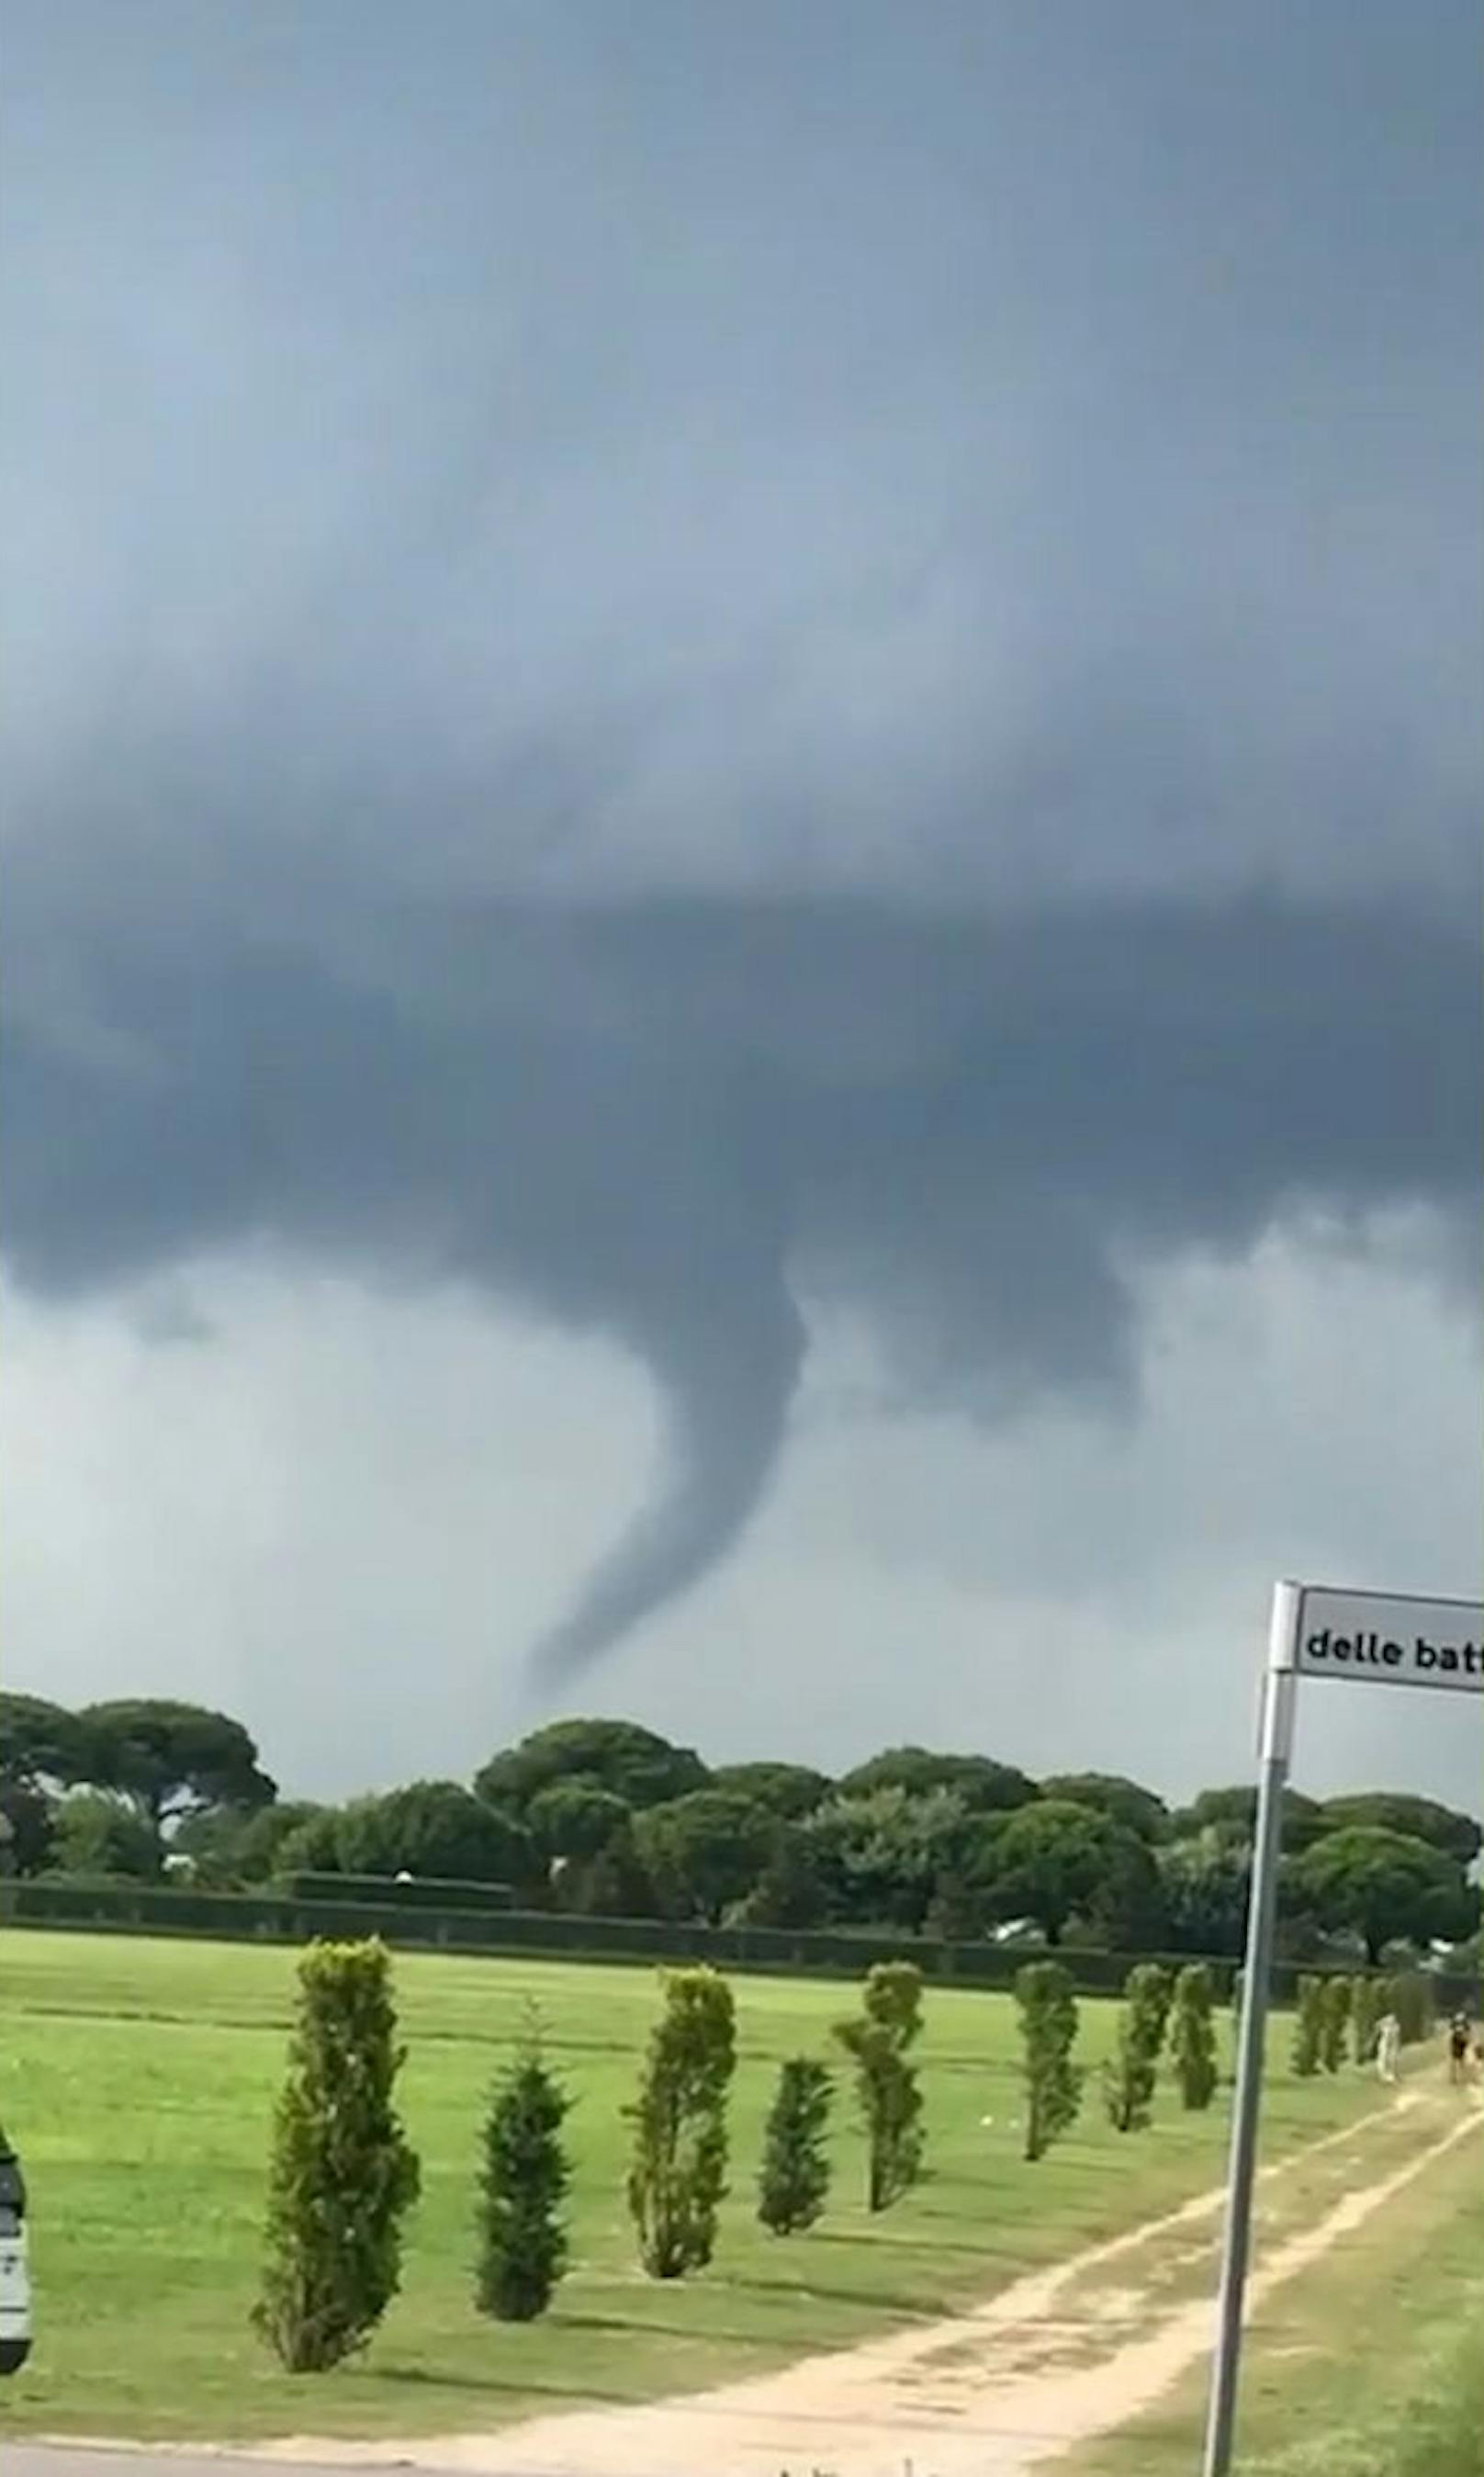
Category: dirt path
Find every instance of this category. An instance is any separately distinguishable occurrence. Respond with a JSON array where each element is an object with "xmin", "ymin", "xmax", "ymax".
[{"xmin": 235, "ymin": 2087, "xmax": 1478, "ymax": 2477}]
